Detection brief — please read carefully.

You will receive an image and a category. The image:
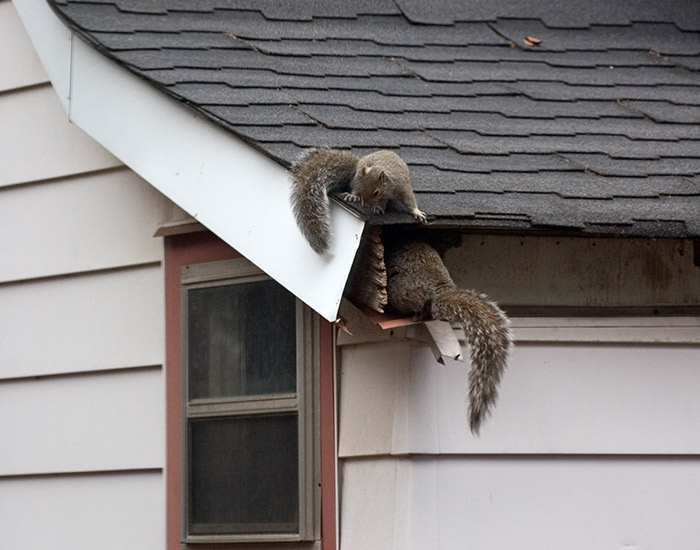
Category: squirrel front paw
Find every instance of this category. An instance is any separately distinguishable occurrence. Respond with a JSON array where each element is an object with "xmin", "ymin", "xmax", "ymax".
[
  {"xmin": 412, "ymin": 208, "xmax": 427, "ymax": 223},
  {"xmin": 341, "ymin": 192, "xmax": 360, "ymax": 203},
  {"xmin": 370, "ymin": 205, "xmax": 386, "ymax": 215}
]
